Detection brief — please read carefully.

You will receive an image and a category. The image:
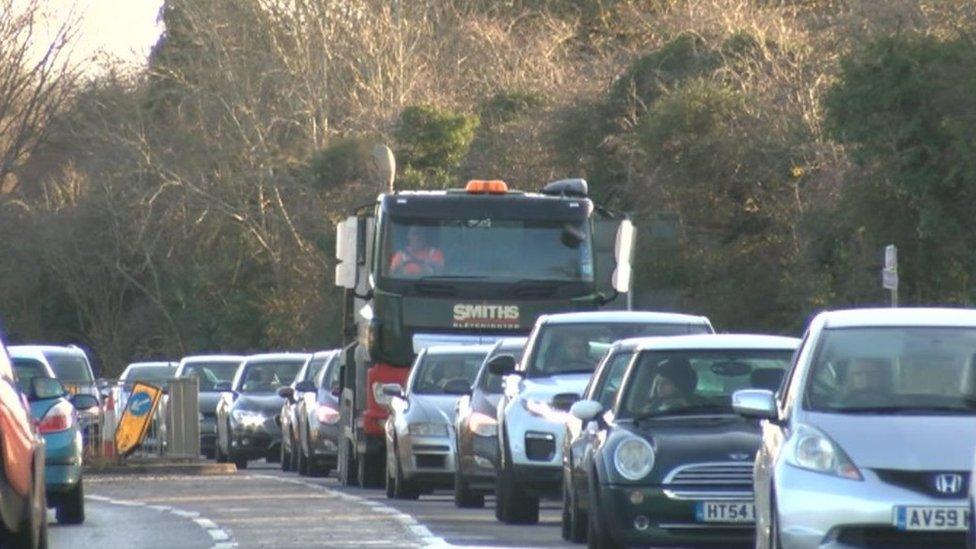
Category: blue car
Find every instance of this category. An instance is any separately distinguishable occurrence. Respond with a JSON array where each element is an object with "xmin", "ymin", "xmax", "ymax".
[{"xmin": 10, "ymin": 347, "xmax": 94, "ymax": 525}]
